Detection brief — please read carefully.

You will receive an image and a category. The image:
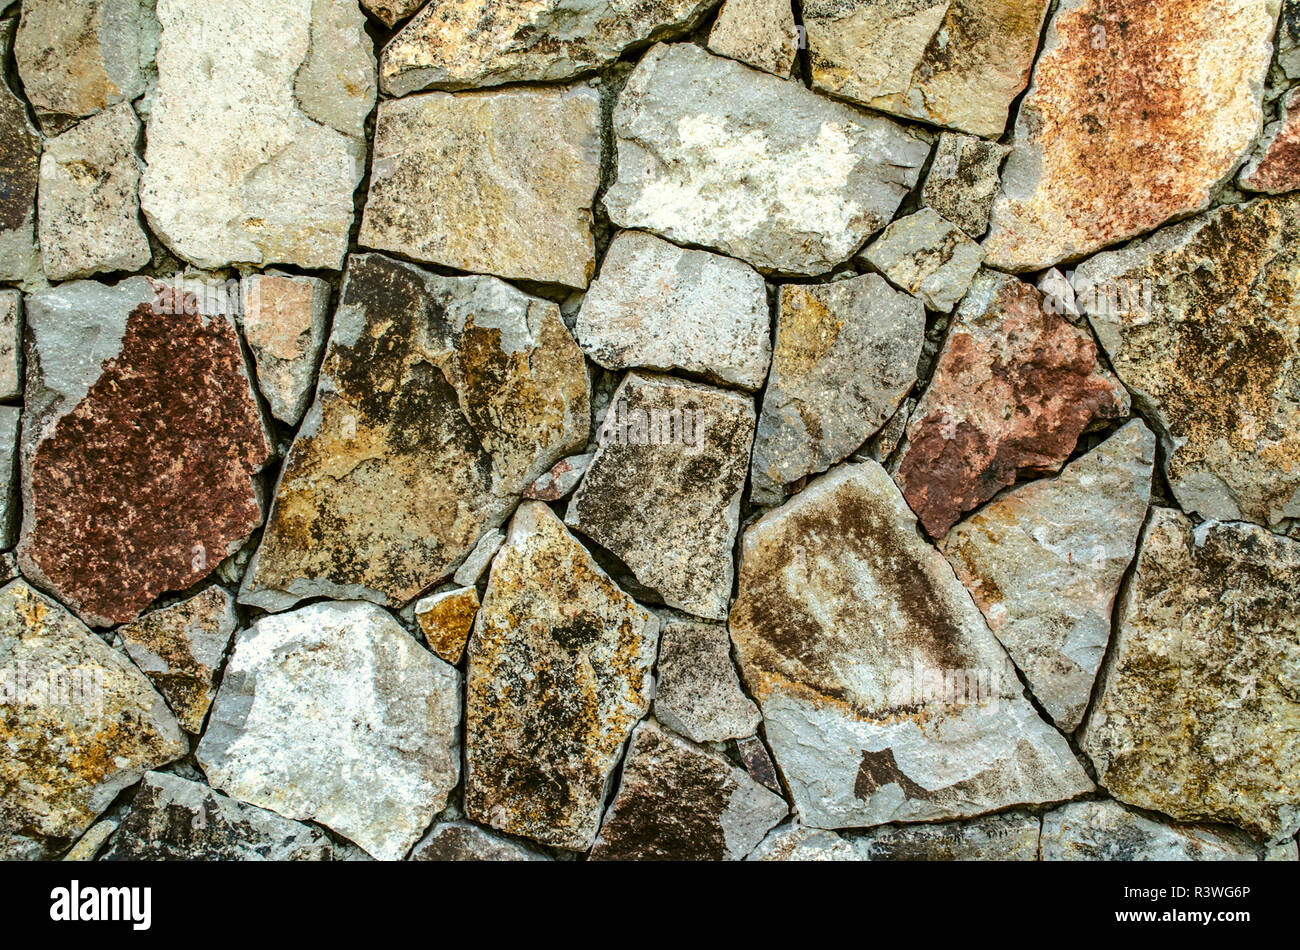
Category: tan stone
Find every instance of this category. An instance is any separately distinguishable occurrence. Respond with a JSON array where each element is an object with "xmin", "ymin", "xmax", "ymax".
[
  {"xmin": 707, "ymin": 0, "xmax": 800, "ymax": 76},
  {"xmin": 415, "ymin": 587, "xmax": 480, "ymax": 665},
  {"xmin": 242, "ymin": 273, "xmax": 331, "ymax": 426}
]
